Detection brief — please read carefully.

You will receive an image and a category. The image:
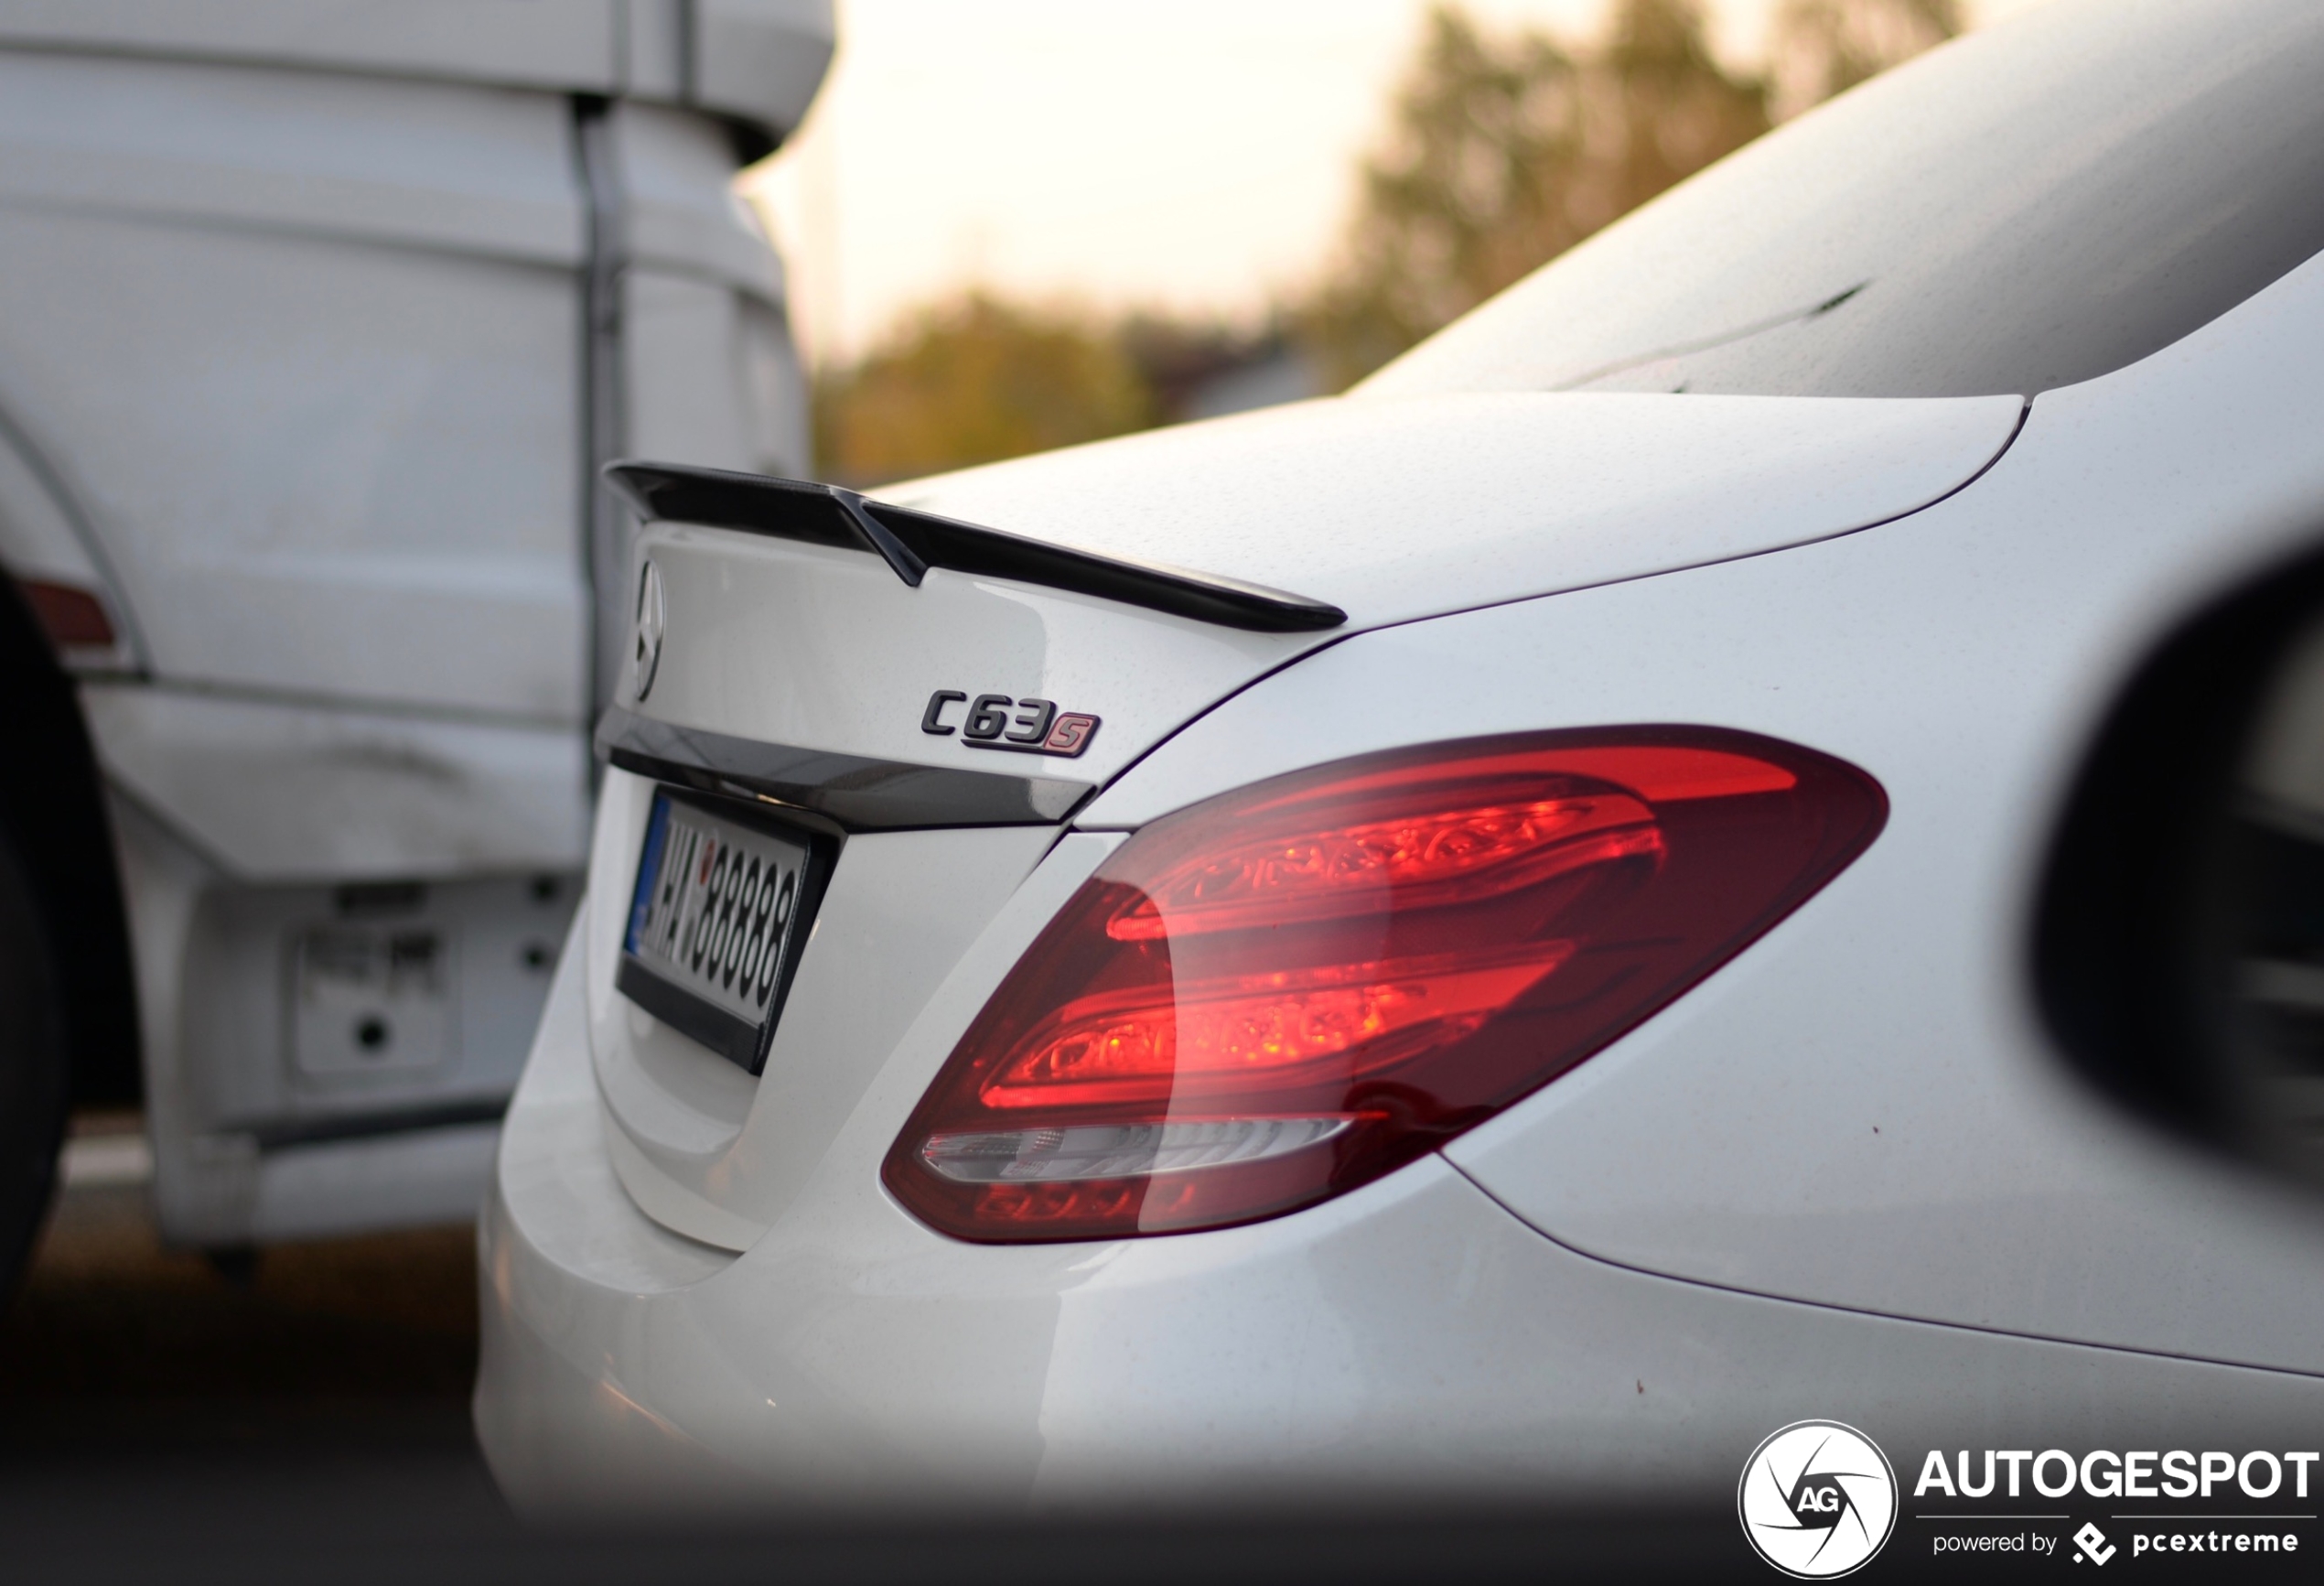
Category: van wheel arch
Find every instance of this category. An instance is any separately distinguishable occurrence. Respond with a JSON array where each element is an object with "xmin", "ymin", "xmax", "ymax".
[{"xmin": 0, "ymin": 577, "xmax": 143, "ymax": 1119}]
